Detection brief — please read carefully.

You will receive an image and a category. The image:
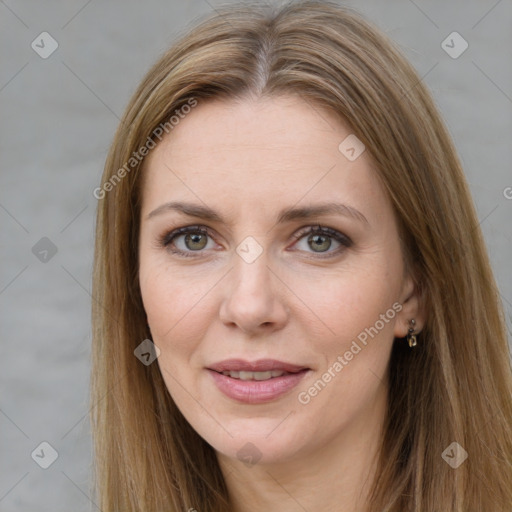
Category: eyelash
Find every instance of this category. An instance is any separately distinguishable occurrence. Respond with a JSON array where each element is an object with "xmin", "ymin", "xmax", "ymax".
[{"xmin": 157, "ymin": 224, "xmax": 353, "ymax": 259}]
